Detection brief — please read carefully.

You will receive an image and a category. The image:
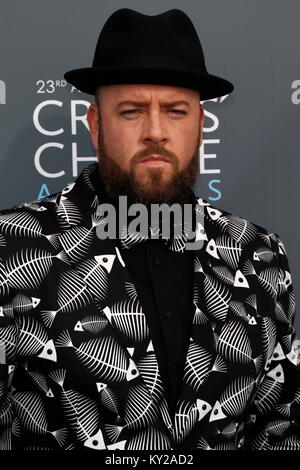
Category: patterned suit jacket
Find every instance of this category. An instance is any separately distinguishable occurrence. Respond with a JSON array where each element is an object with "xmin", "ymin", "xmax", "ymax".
[{"xmin": 0, "ymin": 163, "xmax": 299, "ymax": 451}]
